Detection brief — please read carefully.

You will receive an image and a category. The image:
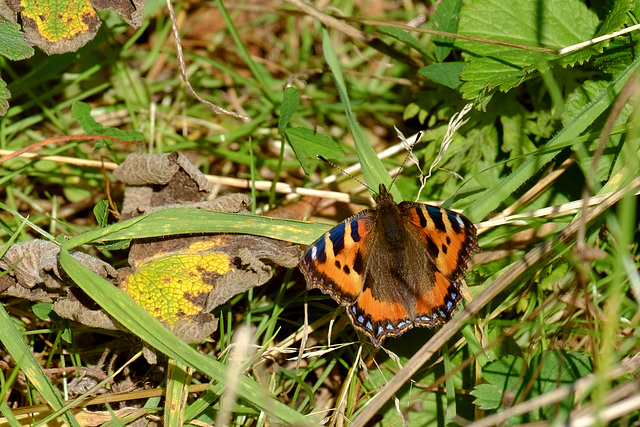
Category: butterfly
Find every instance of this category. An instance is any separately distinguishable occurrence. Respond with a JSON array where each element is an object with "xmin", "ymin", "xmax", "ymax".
[{"xmin": 300, "ymin": 183, "xmax": 479, "ymax": 348}]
